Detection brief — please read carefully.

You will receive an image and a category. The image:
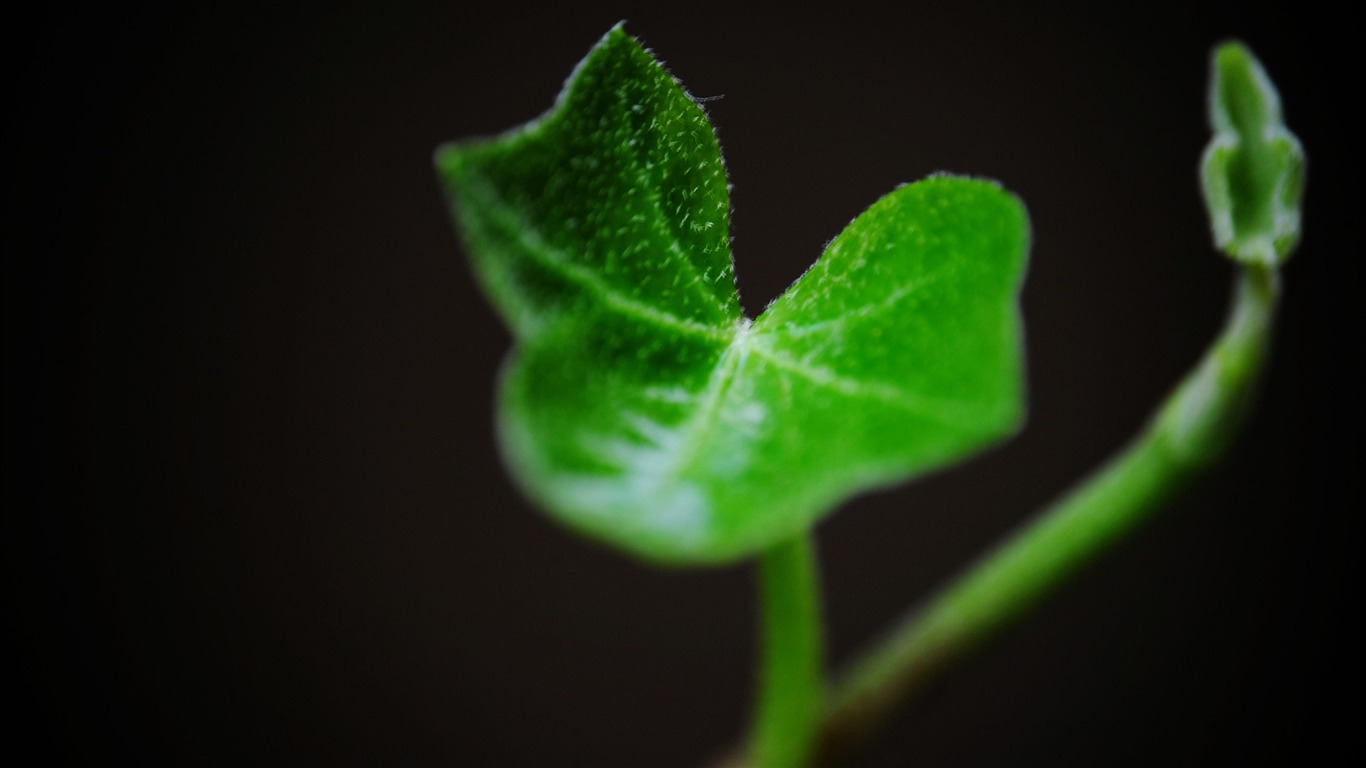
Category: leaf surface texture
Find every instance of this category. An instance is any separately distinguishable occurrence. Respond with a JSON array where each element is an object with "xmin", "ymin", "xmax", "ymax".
[{"xmin": 437, "ymin": 26, "xmax": 1030, "ymax": 563}]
